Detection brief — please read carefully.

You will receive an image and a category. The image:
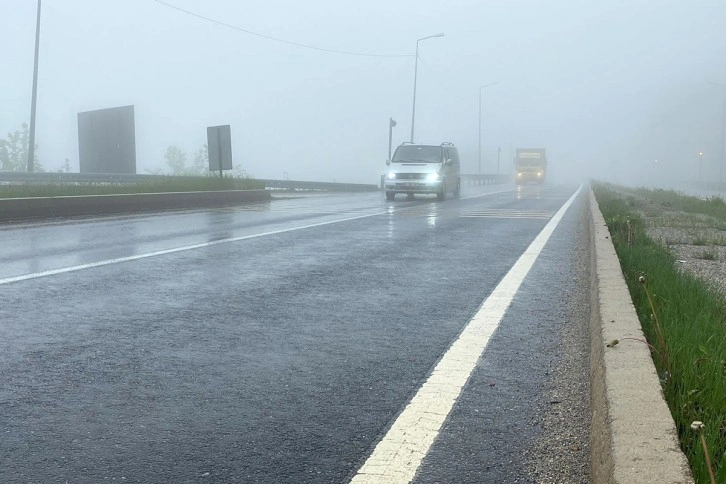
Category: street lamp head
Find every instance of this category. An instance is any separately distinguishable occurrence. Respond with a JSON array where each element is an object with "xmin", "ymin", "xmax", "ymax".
[
  {"xmin": 418, "ymin": 33, "xmax": 445, "ymax": 41},
  {"xmin": 699, "ymin": 152, "xmax": 704, "ymax": 156}
]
